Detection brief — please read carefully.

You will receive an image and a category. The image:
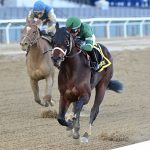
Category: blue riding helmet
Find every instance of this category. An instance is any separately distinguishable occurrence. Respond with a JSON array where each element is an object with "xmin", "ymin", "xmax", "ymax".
[{"xmin": 33, "ymin": 1, "xmax": 46, "ymax": 12}]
